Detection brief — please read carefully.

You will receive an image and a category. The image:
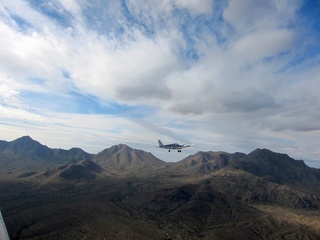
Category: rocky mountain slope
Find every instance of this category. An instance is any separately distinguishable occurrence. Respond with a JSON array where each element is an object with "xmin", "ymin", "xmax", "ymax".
[{"xmin": 0, "ymin": 136, "xmax": 92, "ymax": 176}]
